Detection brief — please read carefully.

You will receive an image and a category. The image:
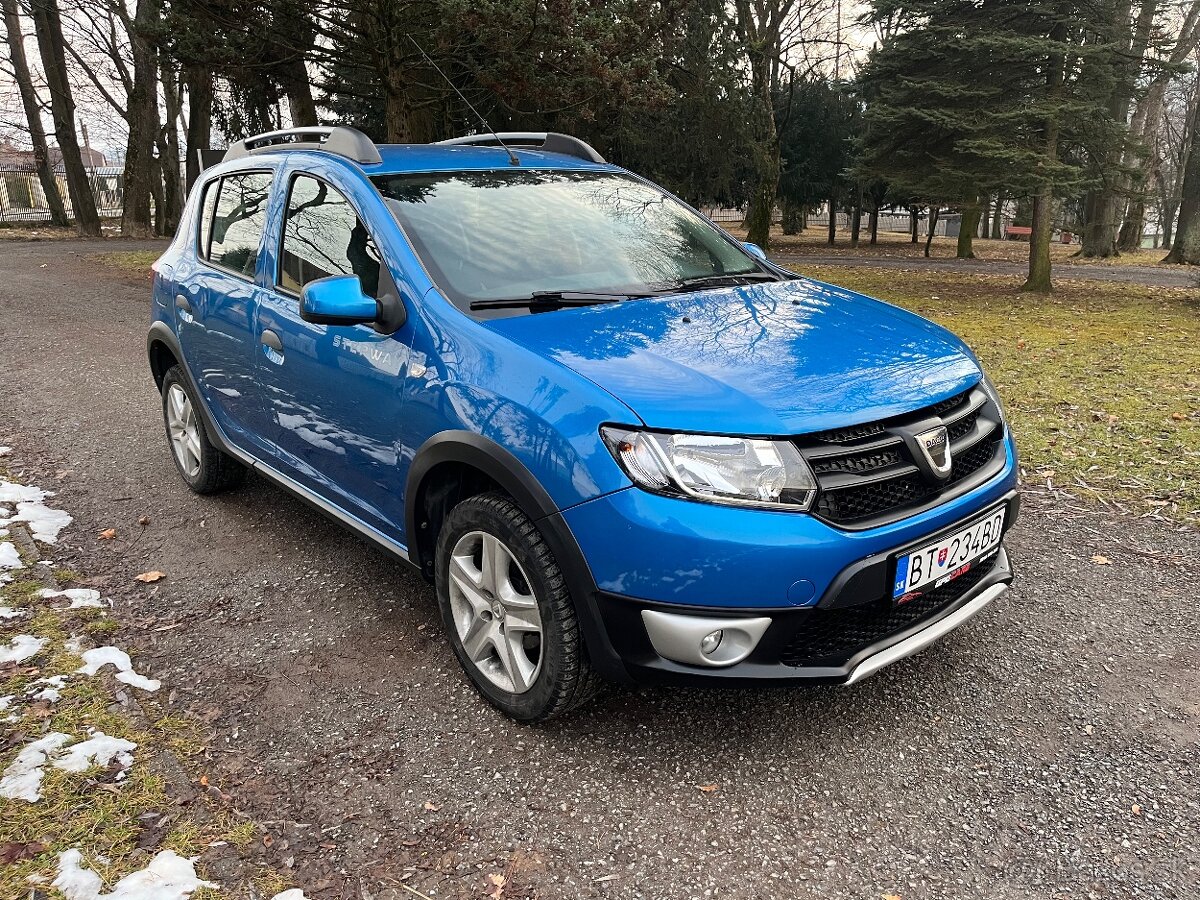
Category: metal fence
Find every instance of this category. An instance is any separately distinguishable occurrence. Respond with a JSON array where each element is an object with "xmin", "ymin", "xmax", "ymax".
[
  {"xmin": 0, "ymin": 164, "xmax": 125, "ymax": 223},
  {"xmin": 699, "ymin": 205, "xmax": 962, "ymax": 237}
]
